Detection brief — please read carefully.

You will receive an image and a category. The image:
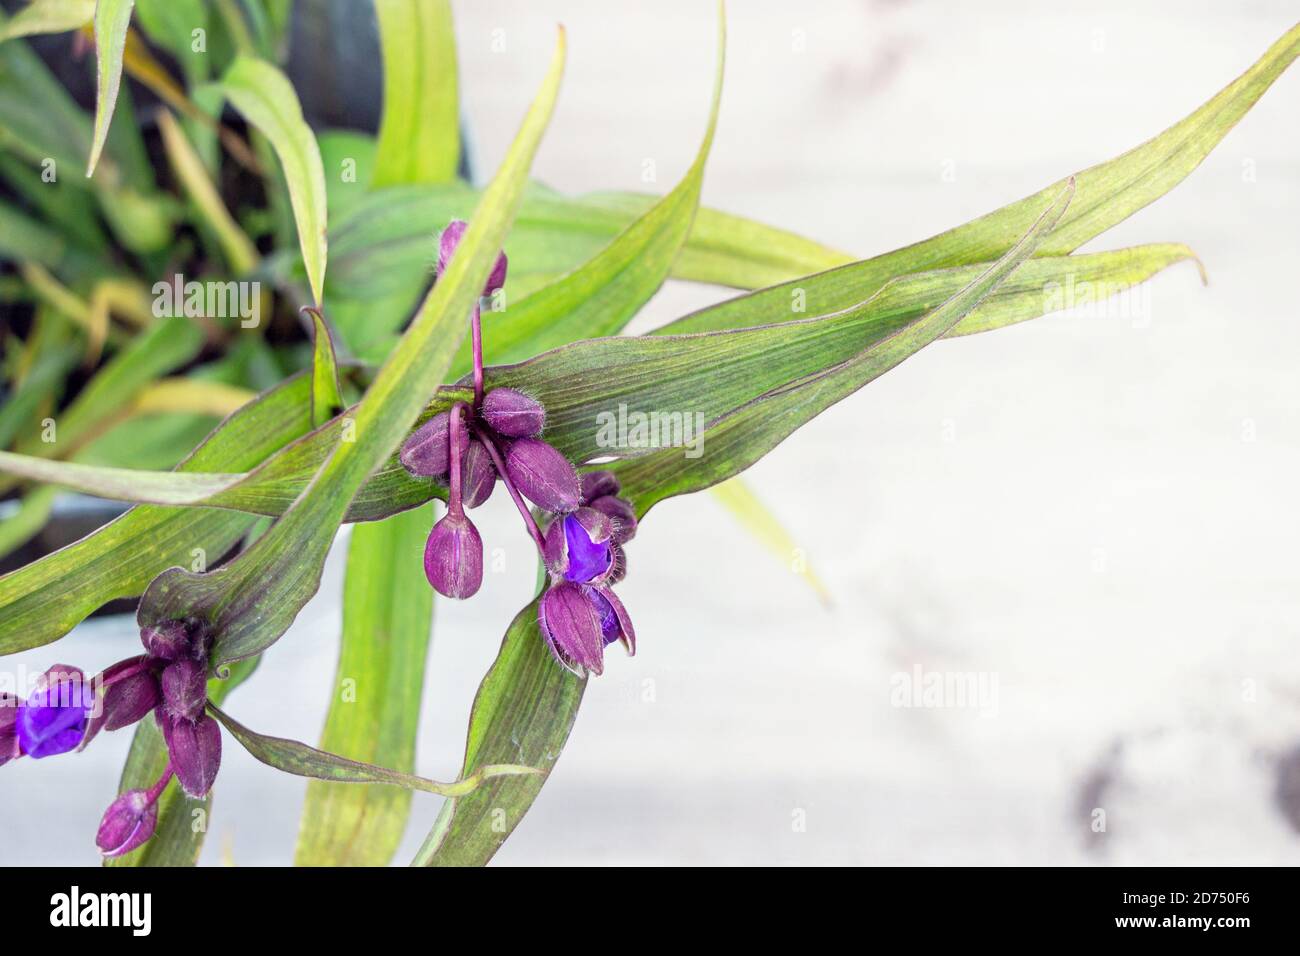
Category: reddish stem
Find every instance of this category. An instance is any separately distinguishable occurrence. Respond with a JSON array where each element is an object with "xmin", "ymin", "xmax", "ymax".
[
  {"xmin": 476, "ymin": 430, "xmax": 546, "ymax": 557},
  {"xmin": 470, "ymin": 304, "xmax": 485, "ymax": 407},
  {"xmin": 448, "ymin": 402, "xmax": 467, "ymax": 518},
  {"xmin": 145, "ymin": 765, "xmax": 175, "ymax": 805}
]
